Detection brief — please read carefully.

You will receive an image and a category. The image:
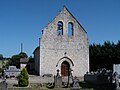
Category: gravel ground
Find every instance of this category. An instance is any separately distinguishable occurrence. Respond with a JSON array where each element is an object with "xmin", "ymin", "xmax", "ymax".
[
  {"xmin": 29, "ymin": 75, "xmax": 54, "ymax": 83},
  {"xmin": 0, "ymin": 75, "xmax": 83, "ymax": 84},
  {"xmin": 0, "ymin": 75, "xmax": 54, "ymax": 84}
]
